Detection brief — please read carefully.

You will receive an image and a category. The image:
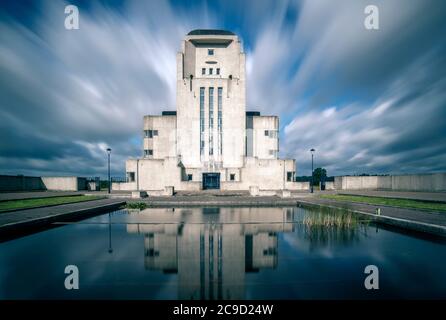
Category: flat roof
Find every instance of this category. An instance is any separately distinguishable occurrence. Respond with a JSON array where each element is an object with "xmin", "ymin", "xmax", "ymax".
[{"xmin": 188, "ymin": 29, "xmax": 235, "ymax": 36}]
